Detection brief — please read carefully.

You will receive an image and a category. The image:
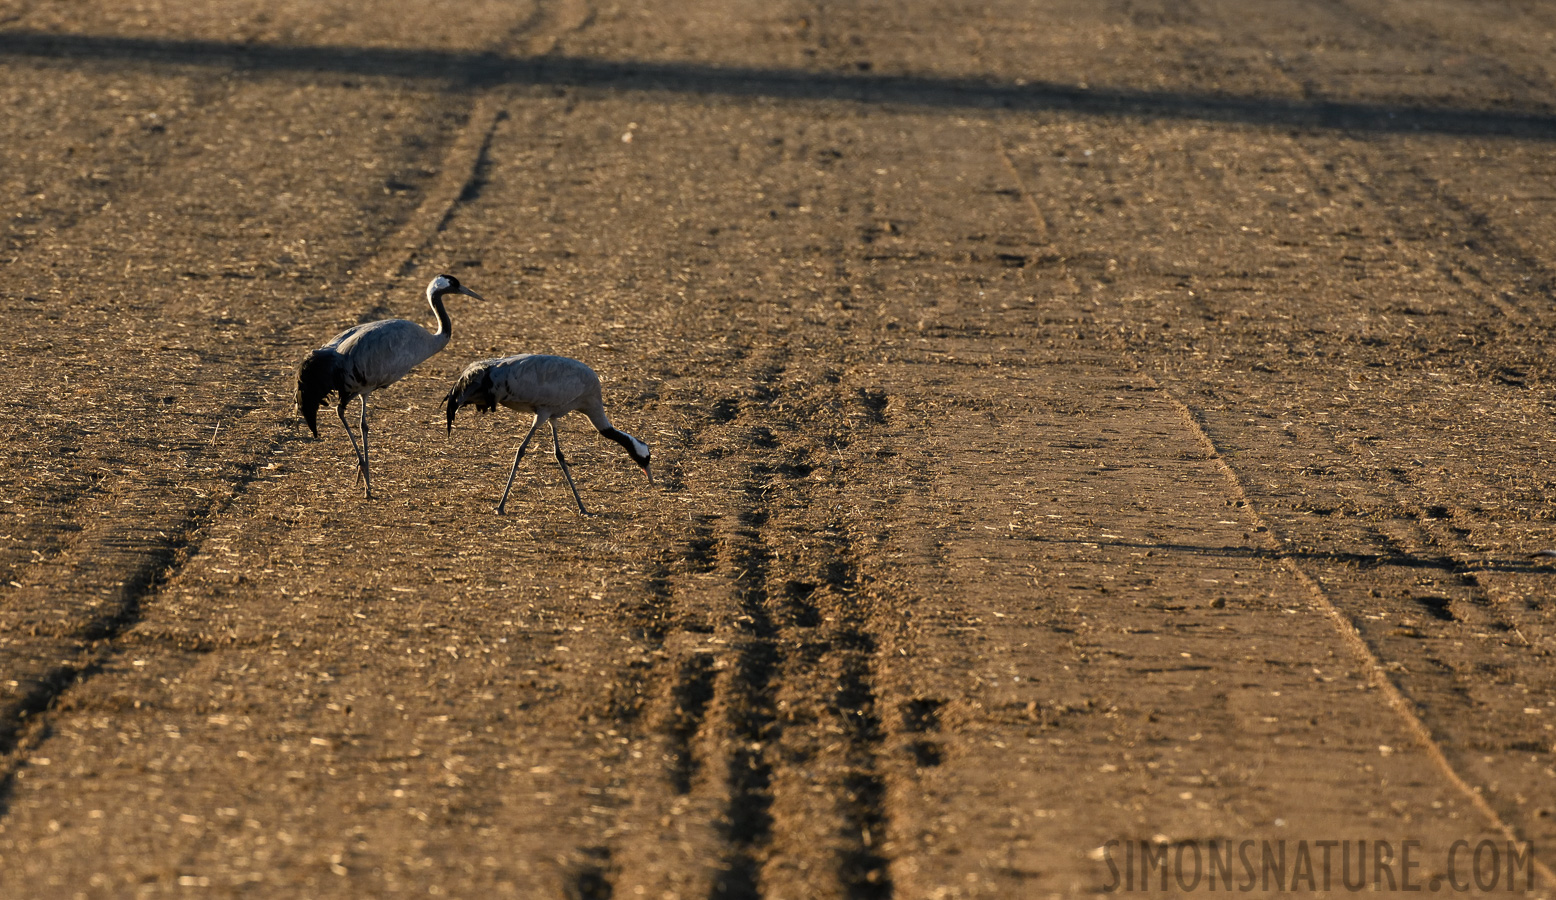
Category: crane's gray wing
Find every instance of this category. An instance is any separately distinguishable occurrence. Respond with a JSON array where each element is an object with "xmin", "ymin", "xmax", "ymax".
[
  {"xmin": 331, "ymin": 319, "xmax": 442, "ymax": 389},
  {"xmin": 492, "ymin": 355, "xmax": 601, "ymax": 412}
]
